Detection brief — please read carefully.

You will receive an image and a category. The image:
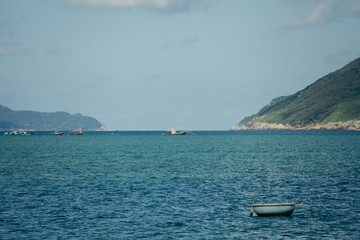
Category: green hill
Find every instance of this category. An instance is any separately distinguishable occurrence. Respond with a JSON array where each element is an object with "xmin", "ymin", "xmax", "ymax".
[
  {"xmin": 233, "ymin": 57, "xmax": 360, "ymax": 130},
  {"xmin": 0, "ymin": 105, "xmax": 105, "ymax": 131}
]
